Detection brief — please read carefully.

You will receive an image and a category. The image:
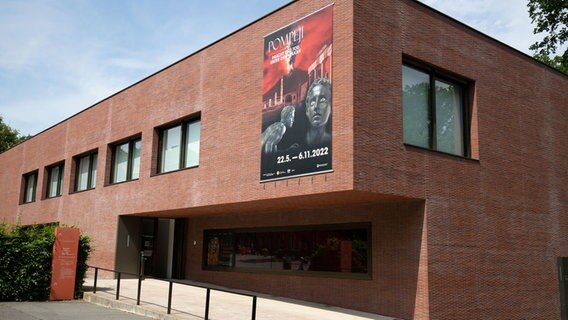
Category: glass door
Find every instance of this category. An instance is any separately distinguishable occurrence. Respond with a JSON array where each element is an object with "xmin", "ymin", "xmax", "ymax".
[{"xmin": 140, "ymin": 218, "xmax": 156, "ymax": 276}]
